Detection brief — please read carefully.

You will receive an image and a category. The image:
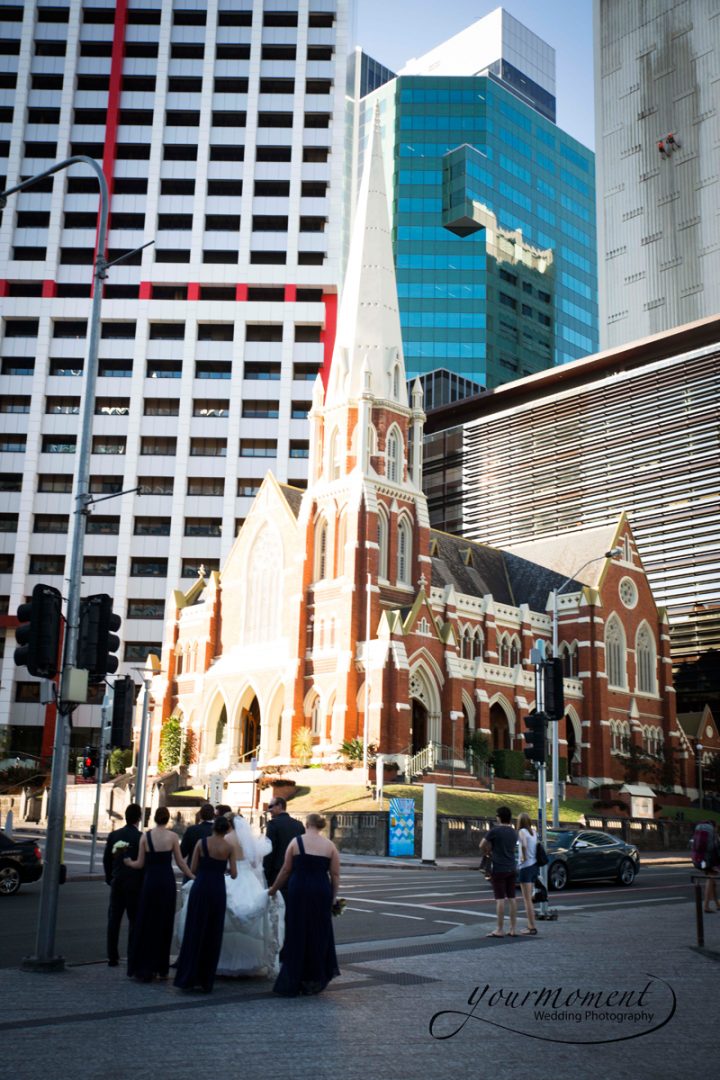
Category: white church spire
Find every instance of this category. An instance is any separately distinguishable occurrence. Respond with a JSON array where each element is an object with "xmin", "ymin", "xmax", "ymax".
[{"xmin": 325, "ymin": 110, "xmax": 408, "ymax": 409}]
